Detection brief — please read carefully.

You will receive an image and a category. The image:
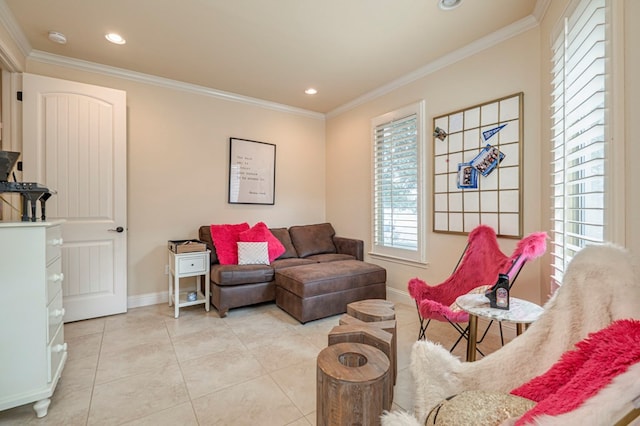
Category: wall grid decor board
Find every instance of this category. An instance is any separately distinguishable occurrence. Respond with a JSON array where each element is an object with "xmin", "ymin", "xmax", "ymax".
[{"xmin": 432, "ymin": 92, "xmax": 523, "ymax": 238}]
